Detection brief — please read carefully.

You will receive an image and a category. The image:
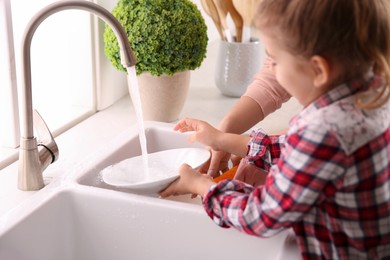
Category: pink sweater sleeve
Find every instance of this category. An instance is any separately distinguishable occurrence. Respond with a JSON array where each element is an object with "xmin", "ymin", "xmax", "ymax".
[{"xmin": 243, "ymin": 57, "xmax": 291, "ymax": 118}]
